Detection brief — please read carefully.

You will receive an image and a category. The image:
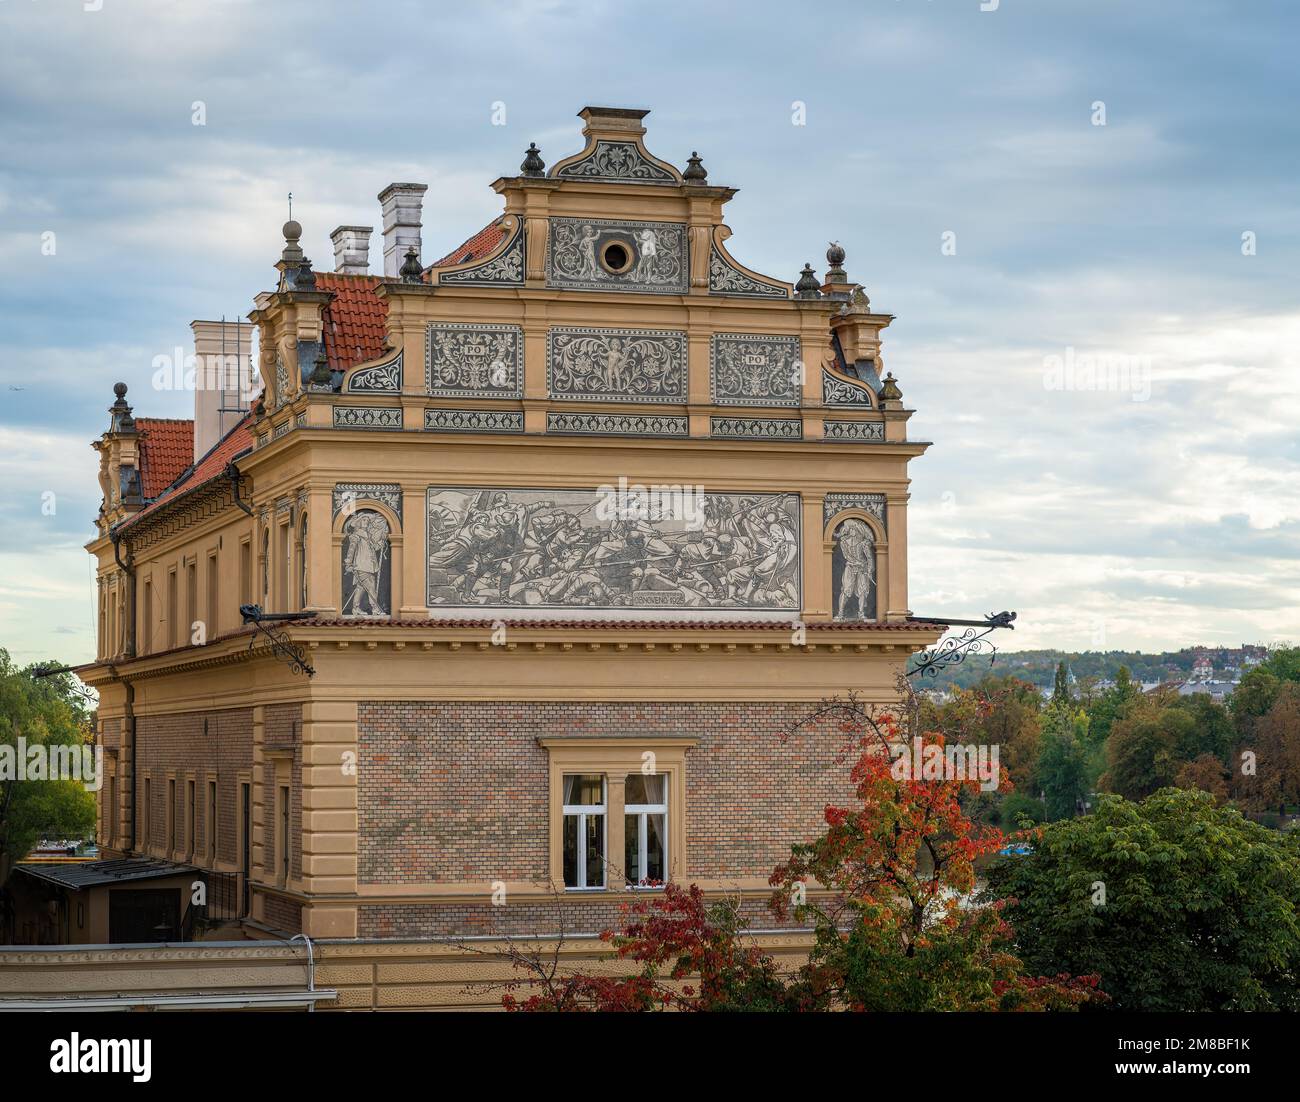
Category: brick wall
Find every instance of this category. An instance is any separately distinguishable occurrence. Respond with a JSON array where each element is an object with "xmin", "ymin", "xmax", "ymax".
[
  {"xmin": 357, "ymin": 701, "xmax": 853, "ymax": 887},
  {"xmin": 261, "ymin": 894, "xmax": 303, "ymax": 935},
  {"xmin": 135, "ymin": 708, "xmax": 253, "ymax": 864},
  {"xmin": 100, "ymin": 717, "xmax": 121, "ymax": 751},
  {"xmin": 357, "ymin": 894, "xmax": 806, "ymax": 940}
]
